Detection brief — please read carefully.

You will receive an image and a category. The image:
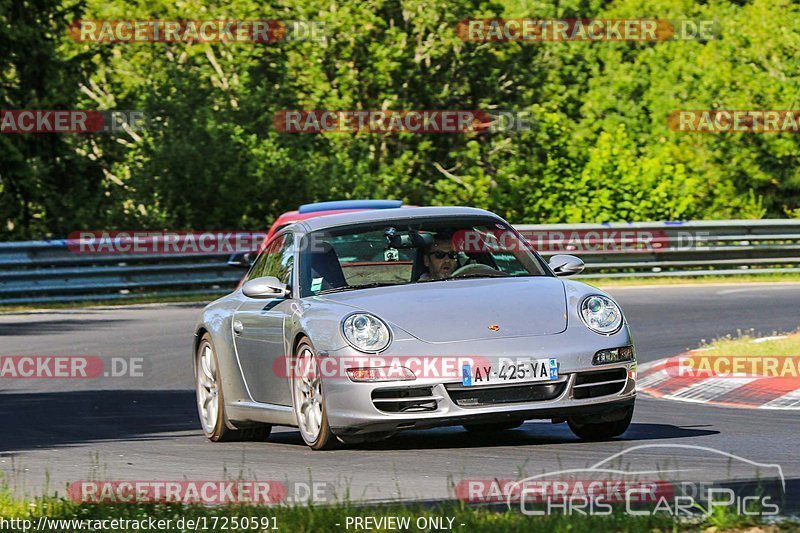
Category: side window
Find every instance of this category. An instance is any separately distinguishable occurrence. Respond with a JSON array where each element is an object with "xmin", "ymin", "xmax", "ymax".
[
  {"xmin": 266, "ymin": 235, "xmax": 295, "ymax": 286},
  {"xmin": 247, "ymin": 234, "xmax": 293, "ymax": 283}
]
